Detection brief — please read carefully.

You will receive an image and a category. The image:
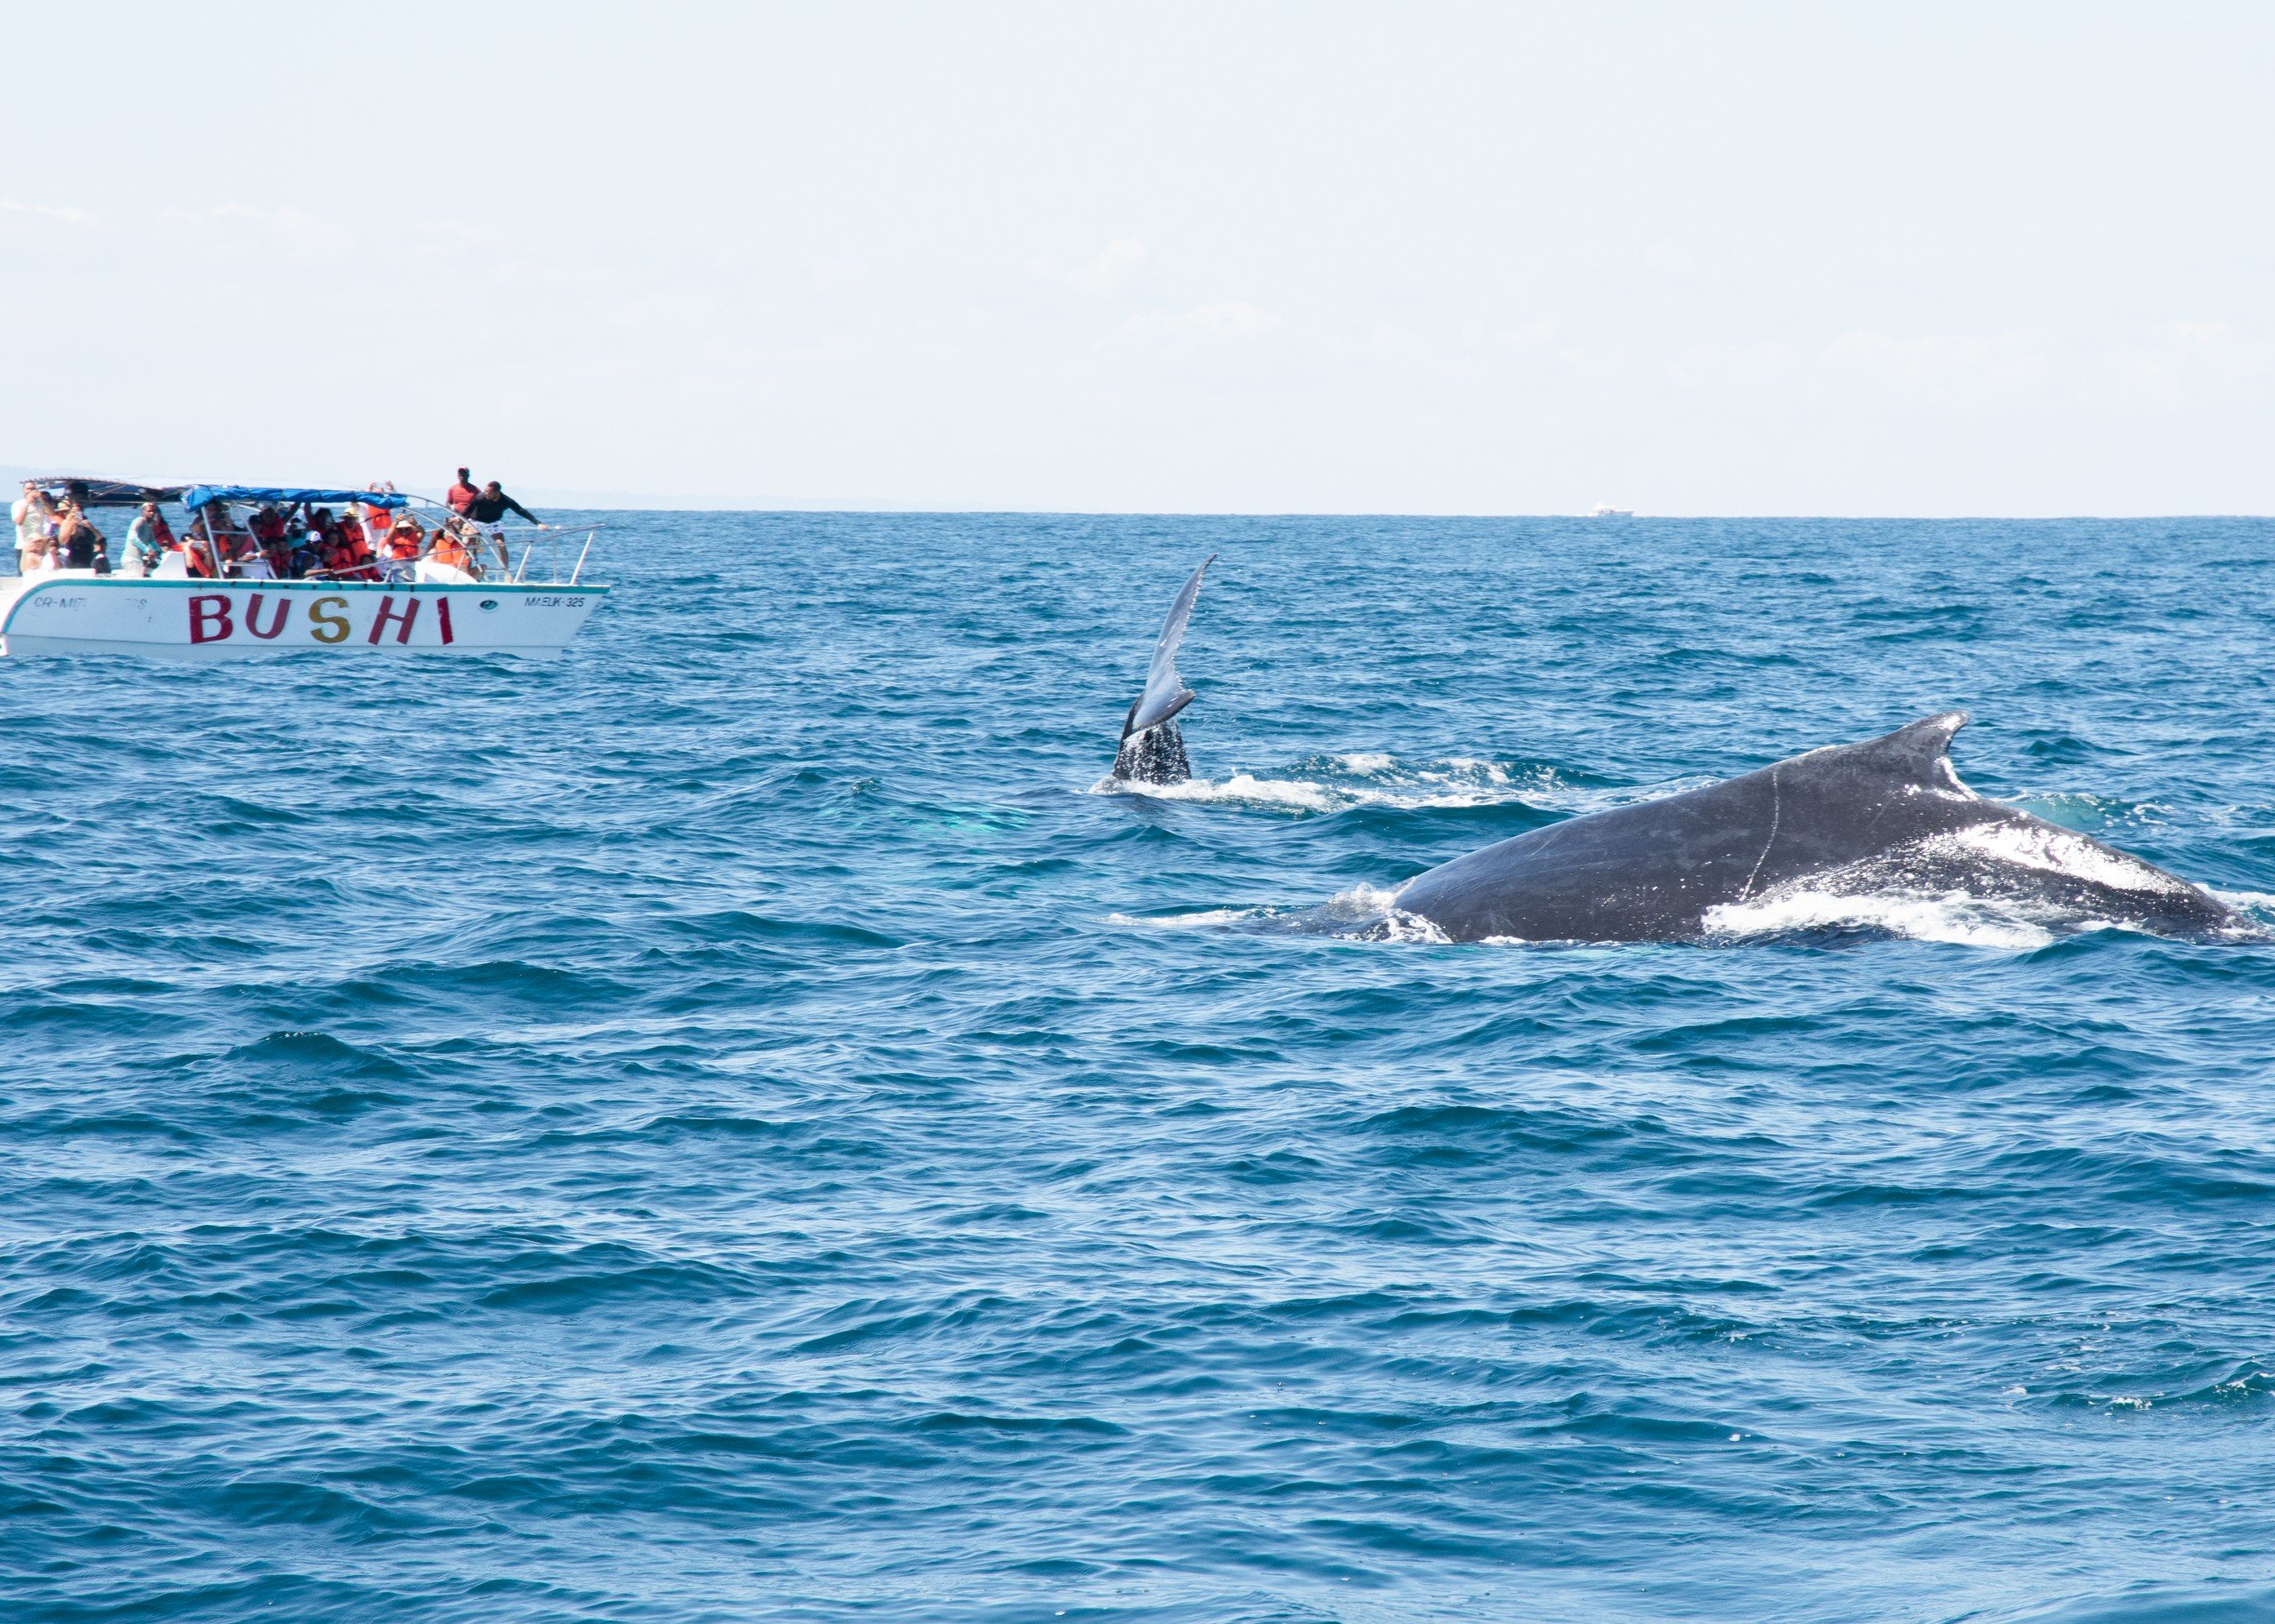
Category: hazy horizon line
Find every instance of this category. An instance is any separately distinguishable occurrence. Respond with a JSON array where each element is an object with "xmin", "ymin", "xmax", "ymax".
[{"xmin": 6, "ymin": 465, "xmax": 2265, "ymax": 522}]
